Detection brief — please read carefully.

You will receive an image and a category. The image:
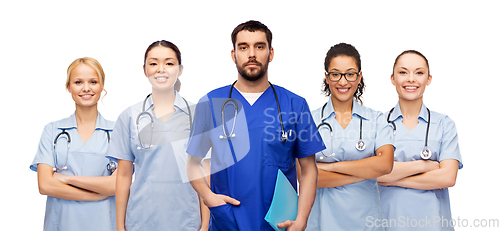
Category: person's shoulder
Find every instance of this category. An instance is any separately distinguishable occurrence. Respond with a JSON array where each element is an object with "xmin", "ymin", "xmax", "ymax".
[
  {"xmin": 429, "ymin": 109, "xmax": 456, "ymax": 128},
  {"xmin": 272, "ymin": 84, "xmax": 306, "ymax": 101},
  {"xmin": 359, "ymin": 104, "xmax": 384, "ymax": 119},
  {"xmin": 115, "ymin": 100, "xmax": 143, "ymax": 122},
  {"xmin": 42, "ymin": 114, "xmax": 71, "ymax": 130},
  {"xmin": 272, "ymin": 84, "xmax": 300, "ymax": 96},
  {"xmin": 97, "ymin": 112, "xmax": 115, "ymax": 130},
  {"xmin": 206, "ymin": 85, "xmax": 232, "ymax": 98},
  {"xmin": 349, "ymin": 100, "xmax": 383, "ymax": 123}
]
